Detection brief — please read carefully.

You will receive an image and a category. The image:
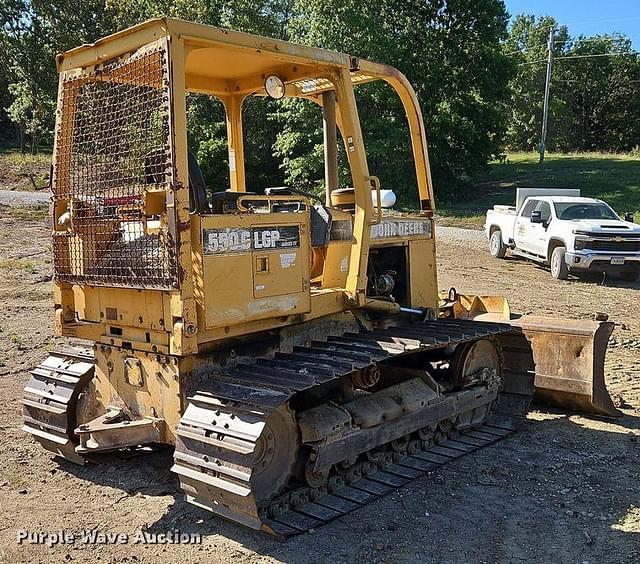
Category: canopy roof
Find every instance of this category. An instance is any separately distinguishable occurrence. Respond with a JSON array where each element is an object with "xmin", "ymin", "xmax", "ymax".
[{"xmin": 57, "ymin": 18, "xmax": 395, "ymax": 97}]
